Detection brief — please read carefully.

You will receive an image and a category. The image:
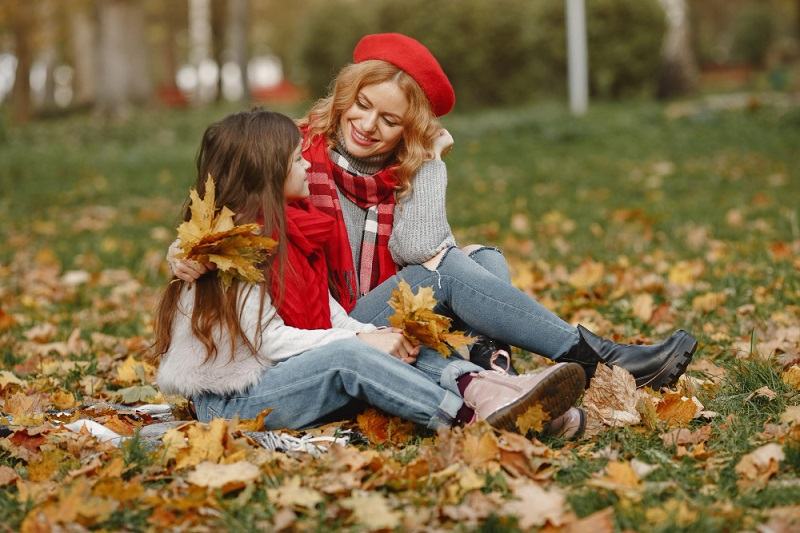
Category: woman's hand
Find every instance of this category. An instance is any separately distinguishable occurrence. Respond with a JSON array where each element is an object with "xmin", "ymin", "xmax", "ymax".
[
  {"xmin": 431, "ymin": 128, "xmax": 454, "ymax": 160},
  {"xmin": 357, "ymin": 328, "xmax": 420, "ymax": 364},
  {"xmin": 167, "ymin": 239, "xmax": 215, "ymax": 282}
]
